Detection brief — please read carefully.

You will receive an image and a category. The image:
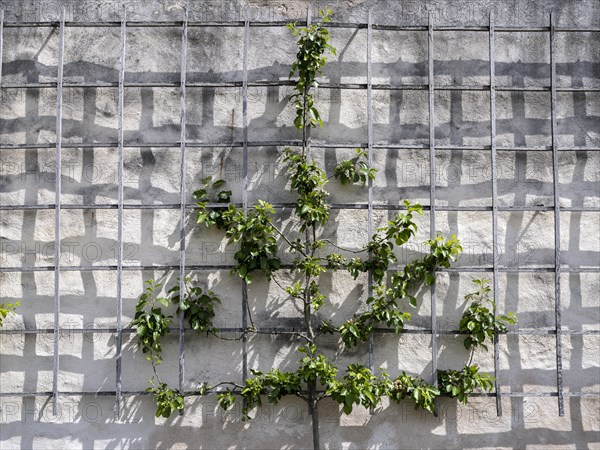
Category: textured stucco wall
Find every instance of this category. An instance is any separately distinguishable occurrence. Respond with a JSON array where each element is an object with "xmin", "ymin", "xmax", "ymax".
[{"xmin": 0, "ymin": 0, "xmax": 599, "ymax": 449}]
